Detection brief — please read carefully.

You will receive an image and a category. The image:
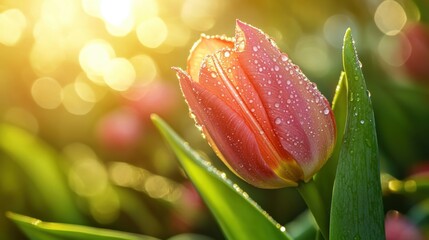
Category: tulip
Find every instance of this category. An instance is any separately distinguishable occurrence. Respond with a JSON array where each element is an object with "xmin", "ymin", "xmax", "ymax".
[
  {"xmin": 385, "ymin": 211, "xmax": 423, "ymax": 240},
  {"xmin": 401, "ymin": 23, "xmax": 429, "ymax": 82},
  {"xmin": 174, "ymin": 20, "xmax": 336, "ymax": 188}
]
